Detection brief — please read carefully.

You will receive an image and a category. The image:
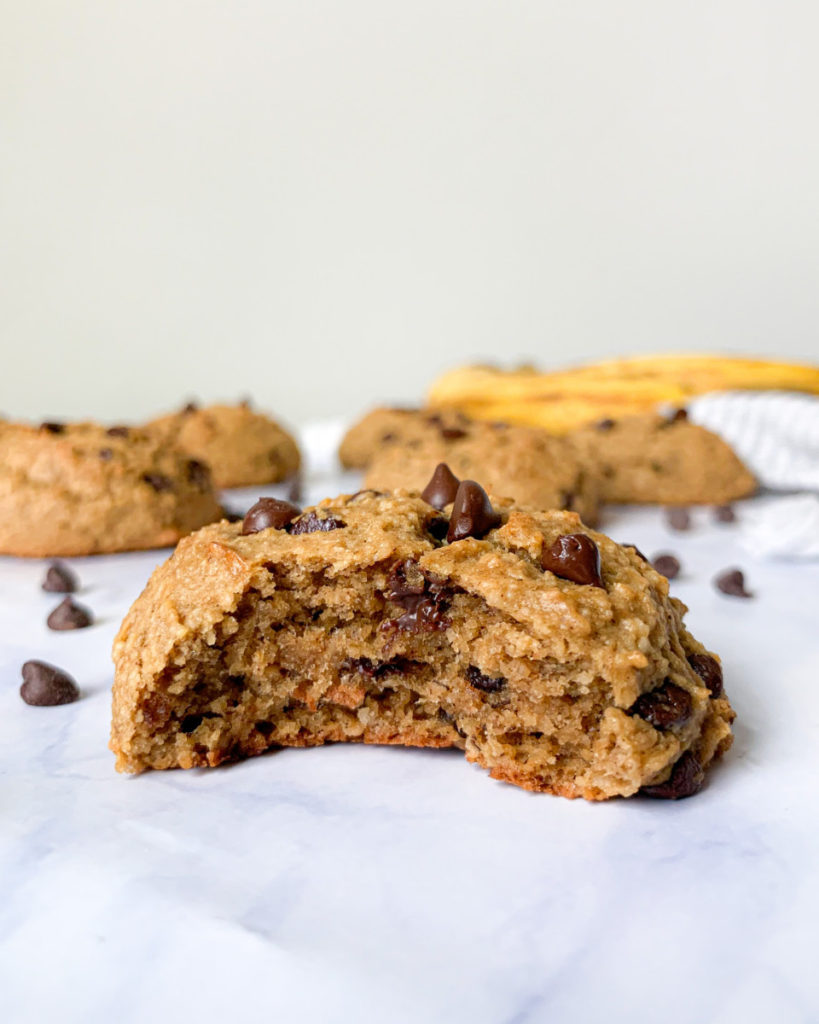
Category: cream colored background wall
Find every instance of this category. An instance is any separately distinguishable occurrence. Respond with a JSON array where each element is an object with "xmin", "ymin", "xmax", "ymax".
[{"xmin": 2, "ymin": 1, "xmax": 818, "ymax": 428}]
